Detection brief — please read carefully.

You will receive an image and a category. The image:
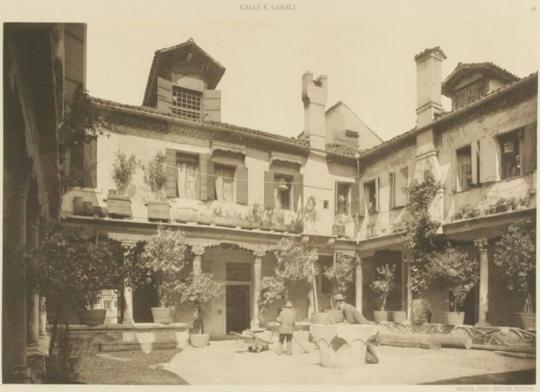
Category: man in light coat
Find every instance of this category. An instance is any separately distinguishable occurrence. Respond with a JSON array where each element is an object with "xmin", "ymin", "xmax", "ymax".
[{"xmin": 276, "ymin": 301, "xmax": 296, "ymax": 355}]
